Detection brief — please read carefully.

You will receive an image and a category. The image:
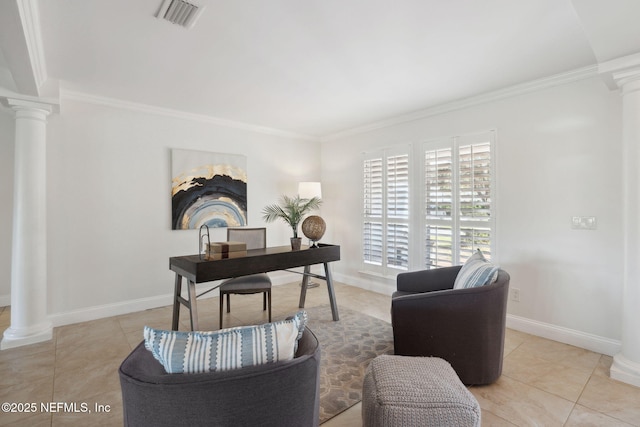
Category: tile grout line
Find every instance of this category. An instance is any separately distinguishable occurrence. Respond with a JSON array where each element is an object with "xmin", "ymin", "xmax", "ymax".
[
  {"xmin": 500, "ymin": 336, "xmax": 578, "ymax": 426},
  {"xmin": 50, "ymin": 326, "xmax": 59, "ymax": 427},
  {"xmin": 572, "ymin": 355, "xmax": 639, "ymax": 427}
]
